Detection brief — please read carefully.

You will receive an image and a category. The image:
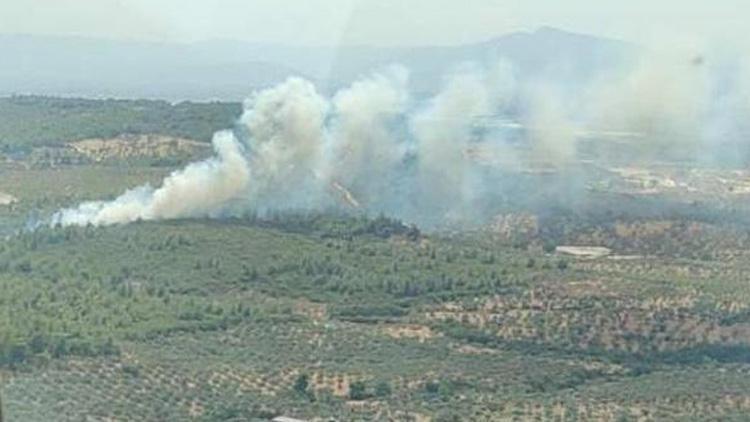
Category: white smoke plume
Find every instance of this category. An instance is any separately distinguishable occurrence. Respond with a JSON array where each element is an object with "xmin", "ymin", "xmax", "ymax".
[
  {"xmin": 411, "ymin": 62, "xmax": 516, "ymax": 220},
  {"xmin": 49, "ymin": 51, "xmax": 750, "ymax": 228},
  {"xmin": 240, "ymin": 77, "xmax": 330, "ymax": 210},
  {"xmin": 51, "ymin": 130, "xmax": 249, "ymax": 226},
  {"xmin": 329, "ymin": 66, "xmax": 410, "ymax": 211}
]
